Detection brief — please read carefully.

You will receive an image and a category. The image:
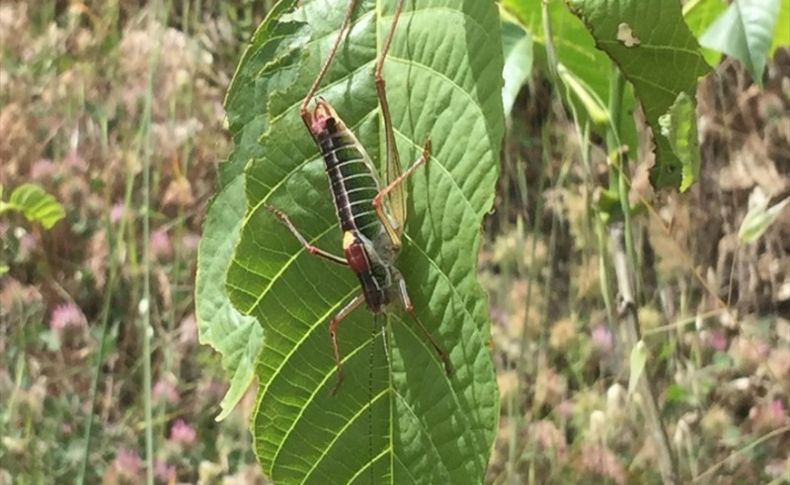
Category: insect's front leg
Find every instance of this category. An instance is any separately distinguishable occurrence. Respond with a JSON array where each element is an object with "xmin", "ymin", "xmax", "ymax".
[
  {"xmin": 328, "ymin": 294, "xmax": 366, "ymax": 395},
  {"xmin": 266, "ymin": 205, "xmax": 348, "ymax": 266},
  {"xmin": 300, "ymin": 0, "xmax": 359, "ymax": 130}
]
